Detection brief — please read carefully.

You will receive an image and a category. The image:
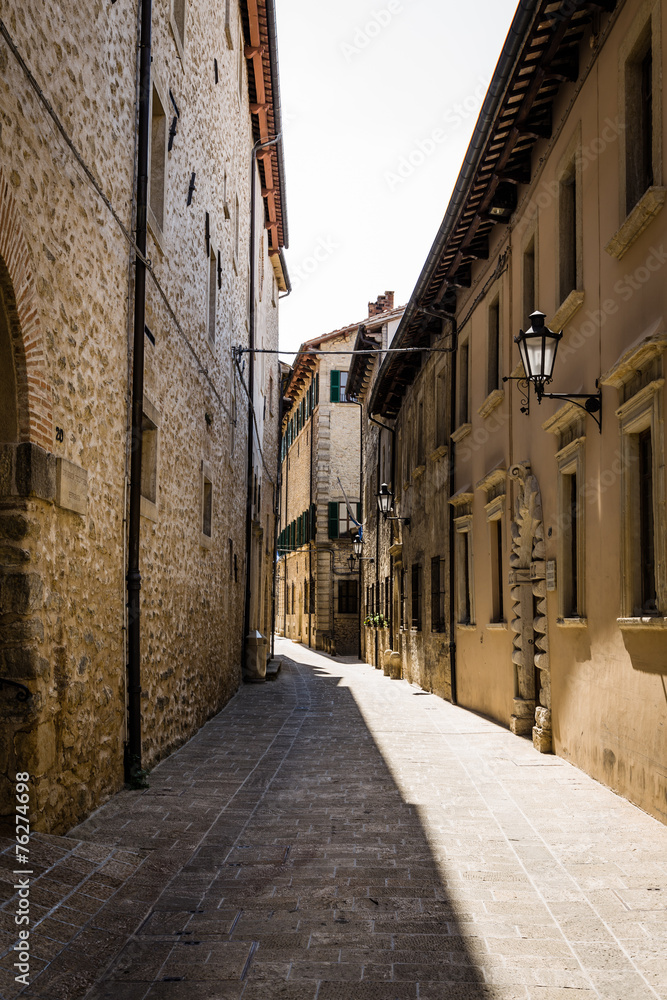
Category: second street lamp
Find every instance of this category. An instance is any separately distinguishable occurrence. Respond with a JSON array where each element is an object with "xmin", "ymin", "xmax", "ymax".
[{"xmin": 376, "ymin": 483, "xmax": 411, "ymax": 526}]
